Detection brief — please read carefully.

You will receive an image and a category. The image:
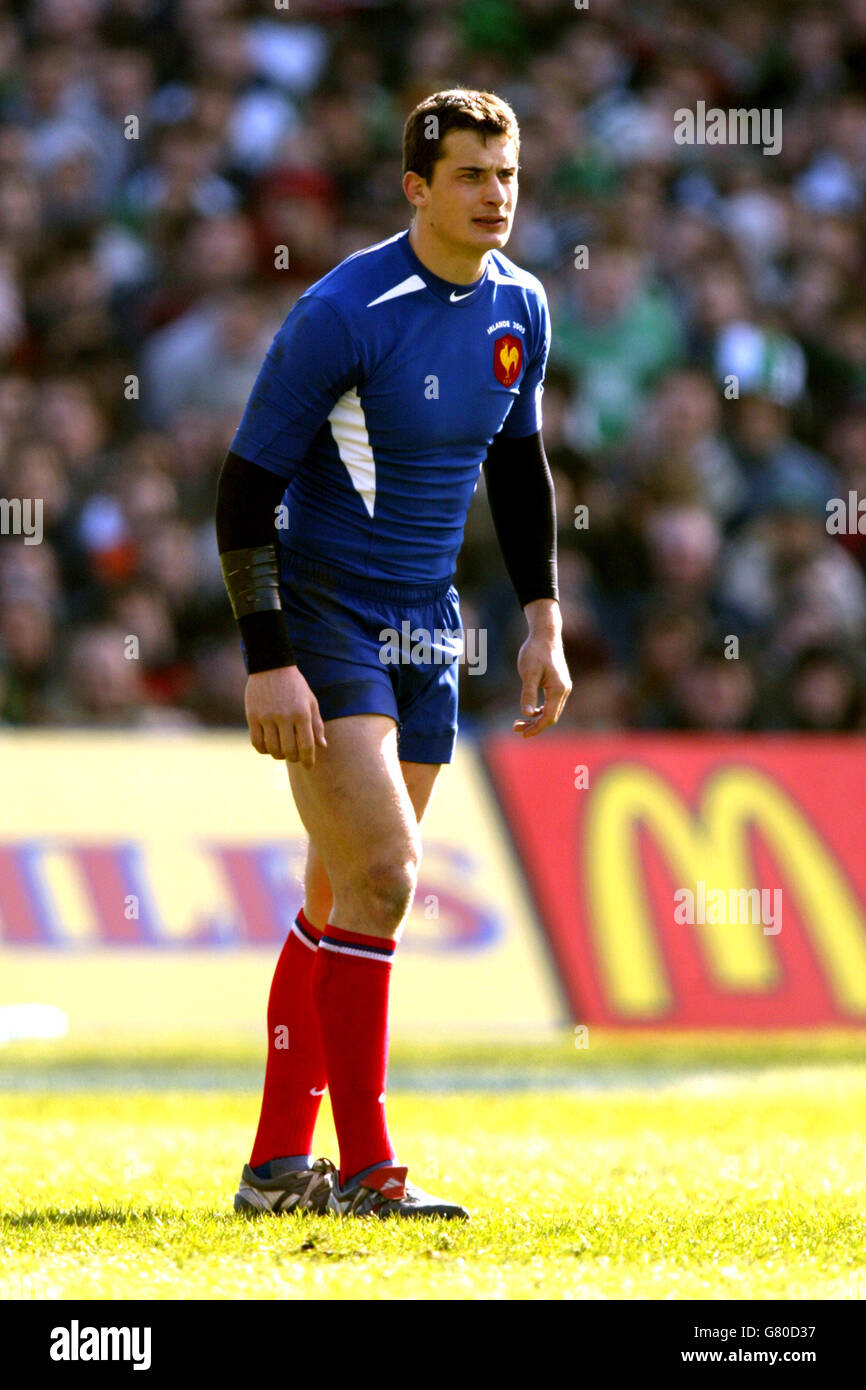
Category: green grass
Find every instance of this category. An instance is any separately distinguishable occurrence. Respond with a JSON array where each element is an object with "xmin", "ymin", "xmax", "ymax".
[{"xmin": 2, "ymin": 1034, "xmax": 866, "ymax": 1299}]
